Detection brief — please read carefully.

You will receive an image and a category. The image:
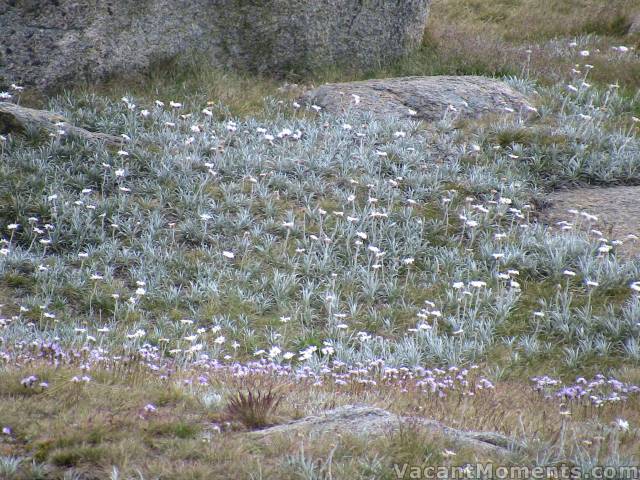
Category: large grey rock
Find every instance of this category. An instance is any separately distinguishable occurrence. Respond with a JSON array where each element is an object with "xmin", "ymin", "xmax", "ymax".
[
  {"xmin": 301, "ymin": 76, "xmax": 534, "ymax": 122},
  {"xmin": 249, "ymin": 404, "xmax": 519, "ymax": 457},
  {"xmin": 0, "ymin": 0, "xmax": 430, "ymax": 92}
]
